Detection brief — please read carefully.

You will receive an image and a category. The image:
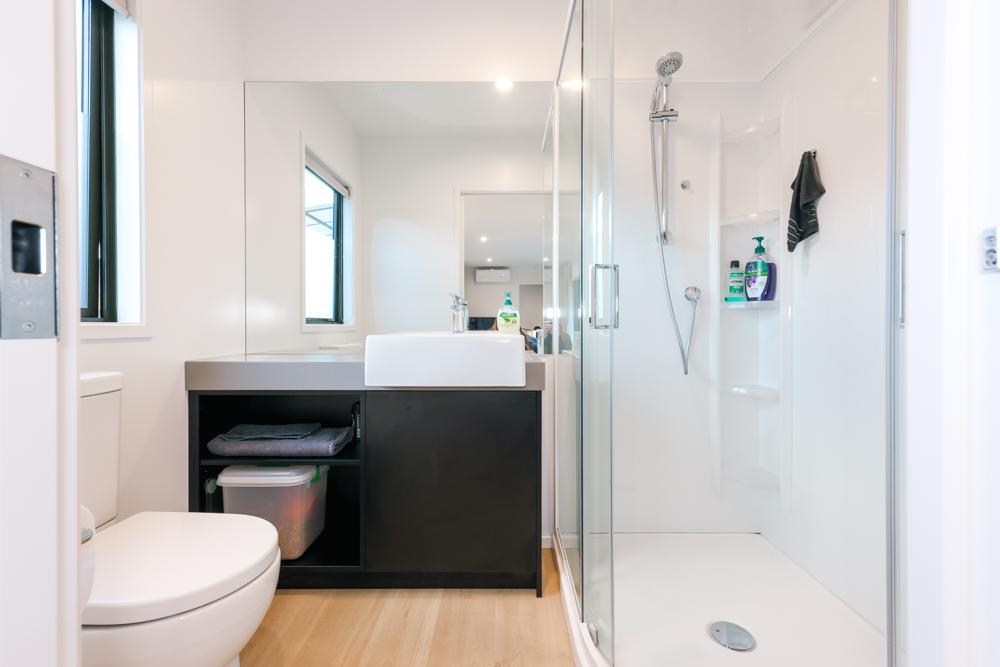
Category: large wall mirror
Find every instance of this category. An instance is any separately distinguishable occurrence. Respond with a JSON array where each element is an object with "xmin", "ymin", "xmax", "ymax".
[{"xmin": 244, "ymin": 81, "xmax": 552, "ymax": 354}]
